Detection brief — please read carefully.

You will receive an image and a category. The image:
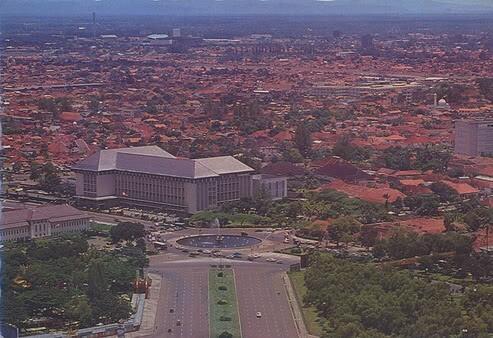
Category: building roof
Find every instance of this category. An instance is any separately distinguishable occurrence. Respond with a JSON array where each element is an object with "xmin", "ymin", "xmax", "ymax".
[
  {"xmin": 313, "ymin": 158, "xmax": 370, "ymax": 181},
  {"xmin": 260, "ymin": 161, "xmax": 306, "ymax": 177},
  {"xmin": 0, "ymin": 204, "xmax": 88, "ymax": 230},
  {"xmin": 320, "ymin": 179, "xmax": 405, "ymax": 204},
  {"xmin": 72, "ymin": 145, "xmax": 254, "ymax": 178},
  {"xmin": 441, "ymin": 180, "xmax": 479, "ymax": 195}
]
